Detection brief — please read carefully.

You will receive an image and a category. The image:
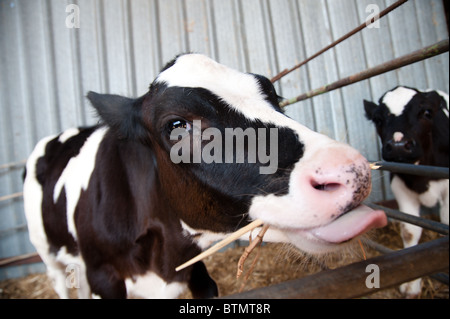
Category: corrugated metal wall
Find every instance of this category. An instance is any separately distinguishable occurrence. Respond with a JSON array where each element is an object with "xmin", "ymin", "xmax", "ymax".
[{"xmin": 0, "ymin": 0, "xmax": 448, "ymax": 280}]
